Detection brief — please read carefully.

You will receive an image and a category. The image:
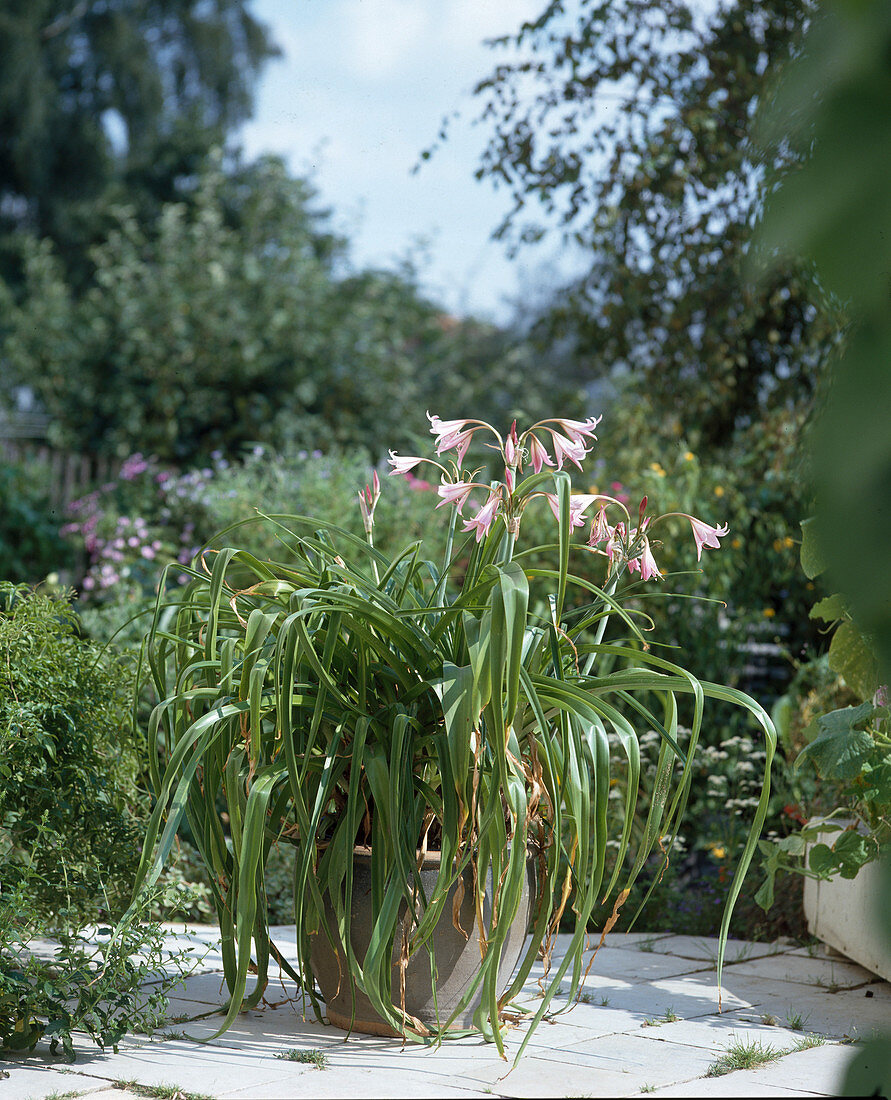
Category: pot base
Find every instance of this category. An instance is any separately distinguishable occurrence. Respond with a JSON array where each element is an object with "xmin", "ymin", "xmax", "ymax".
[{"xmin": 311, "ymin": 850, "xmax": 535, "ymax": 1035}]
